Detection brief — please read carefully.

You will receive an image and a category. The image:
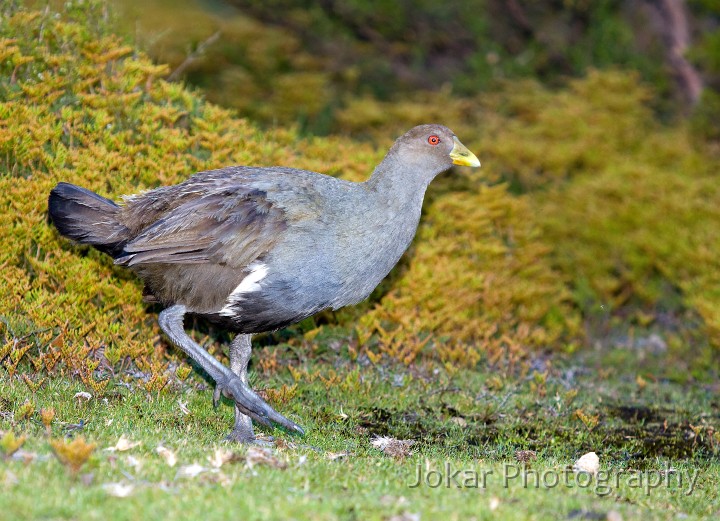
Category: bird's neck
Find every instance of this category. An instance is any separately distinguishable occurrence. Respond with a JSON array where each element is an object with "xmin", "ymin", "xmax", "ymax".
[{"xmin": 364, "ymin": 155, "xmax": 433, "ymax": 211}]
